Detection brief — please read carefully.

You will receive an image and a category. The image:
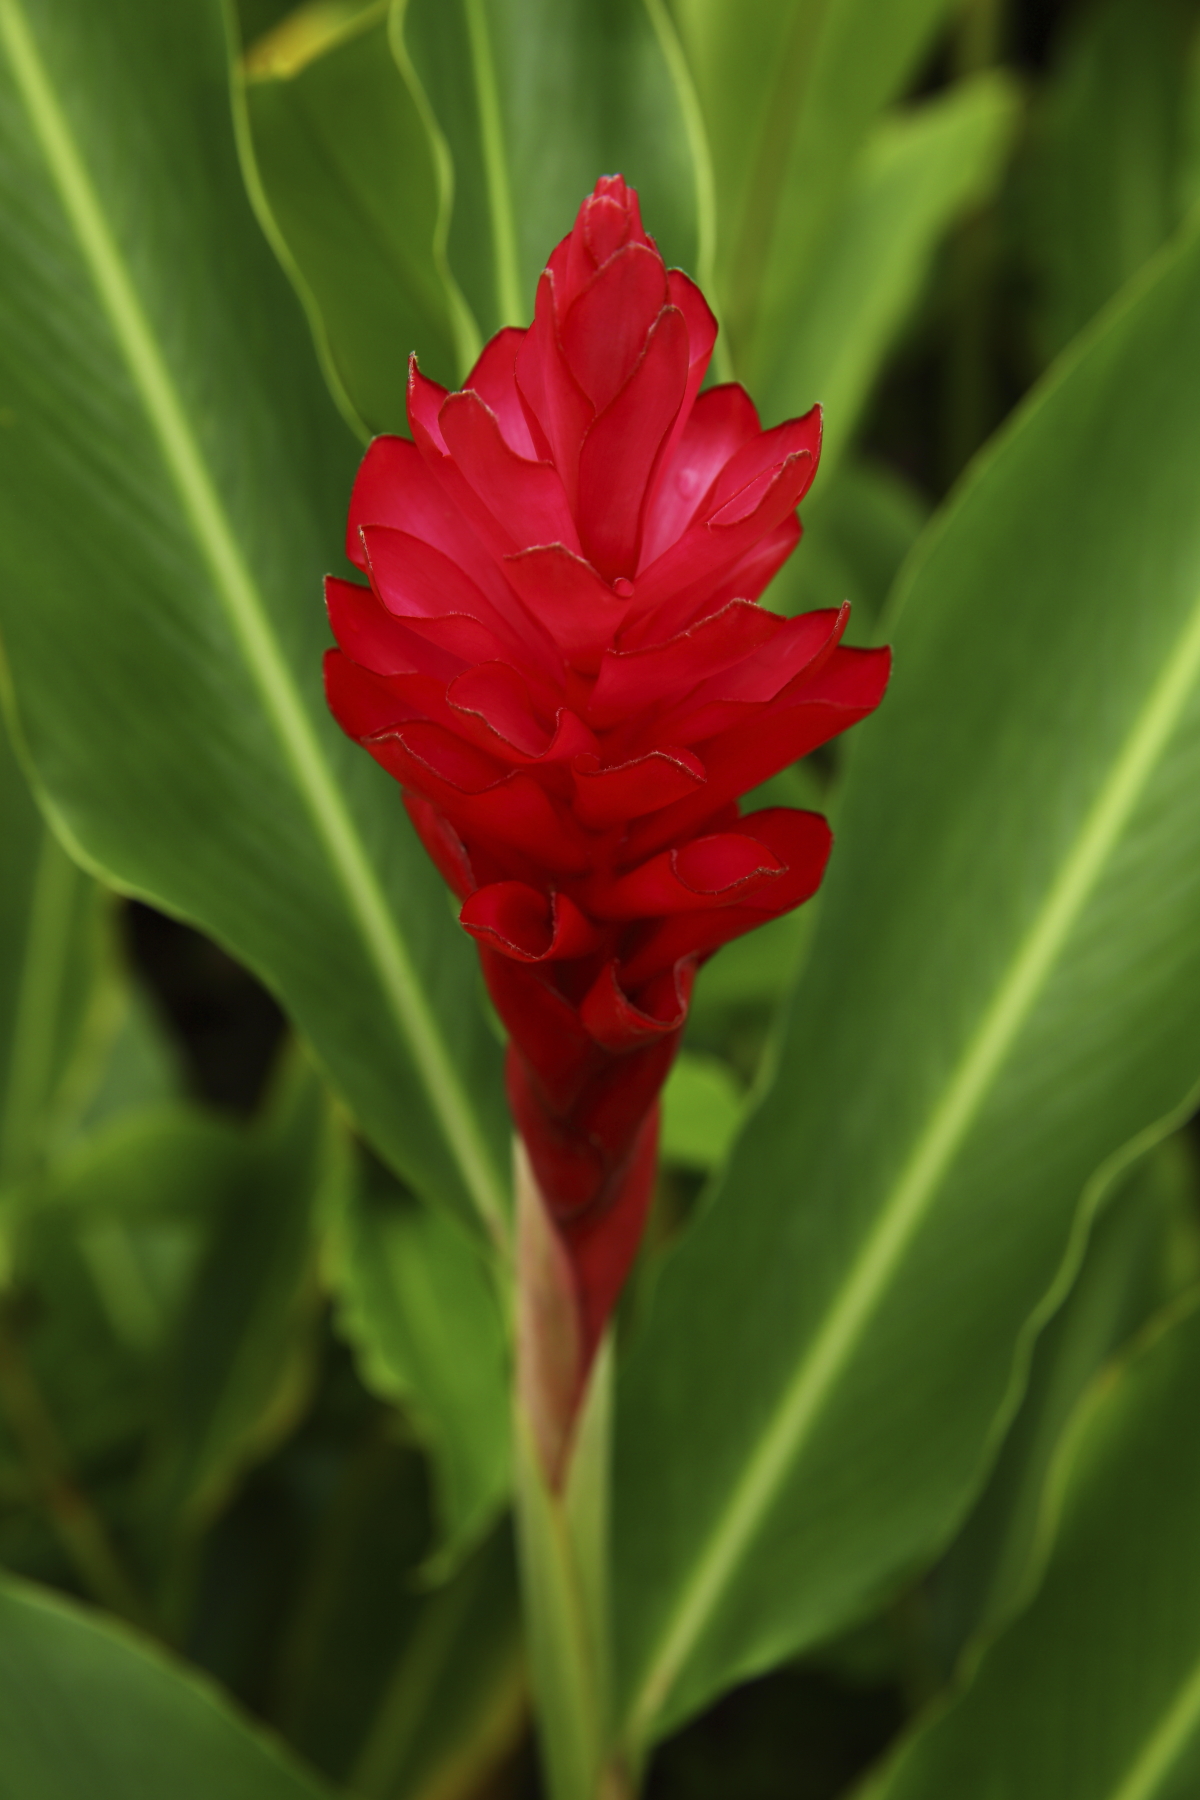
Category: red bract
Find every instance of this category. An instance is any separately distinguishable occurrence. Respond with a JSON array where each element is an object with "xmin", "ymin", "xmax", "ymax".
[{"xmin": 325, "ymin": 174, "xmax": 890, "ymax": 1376}]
